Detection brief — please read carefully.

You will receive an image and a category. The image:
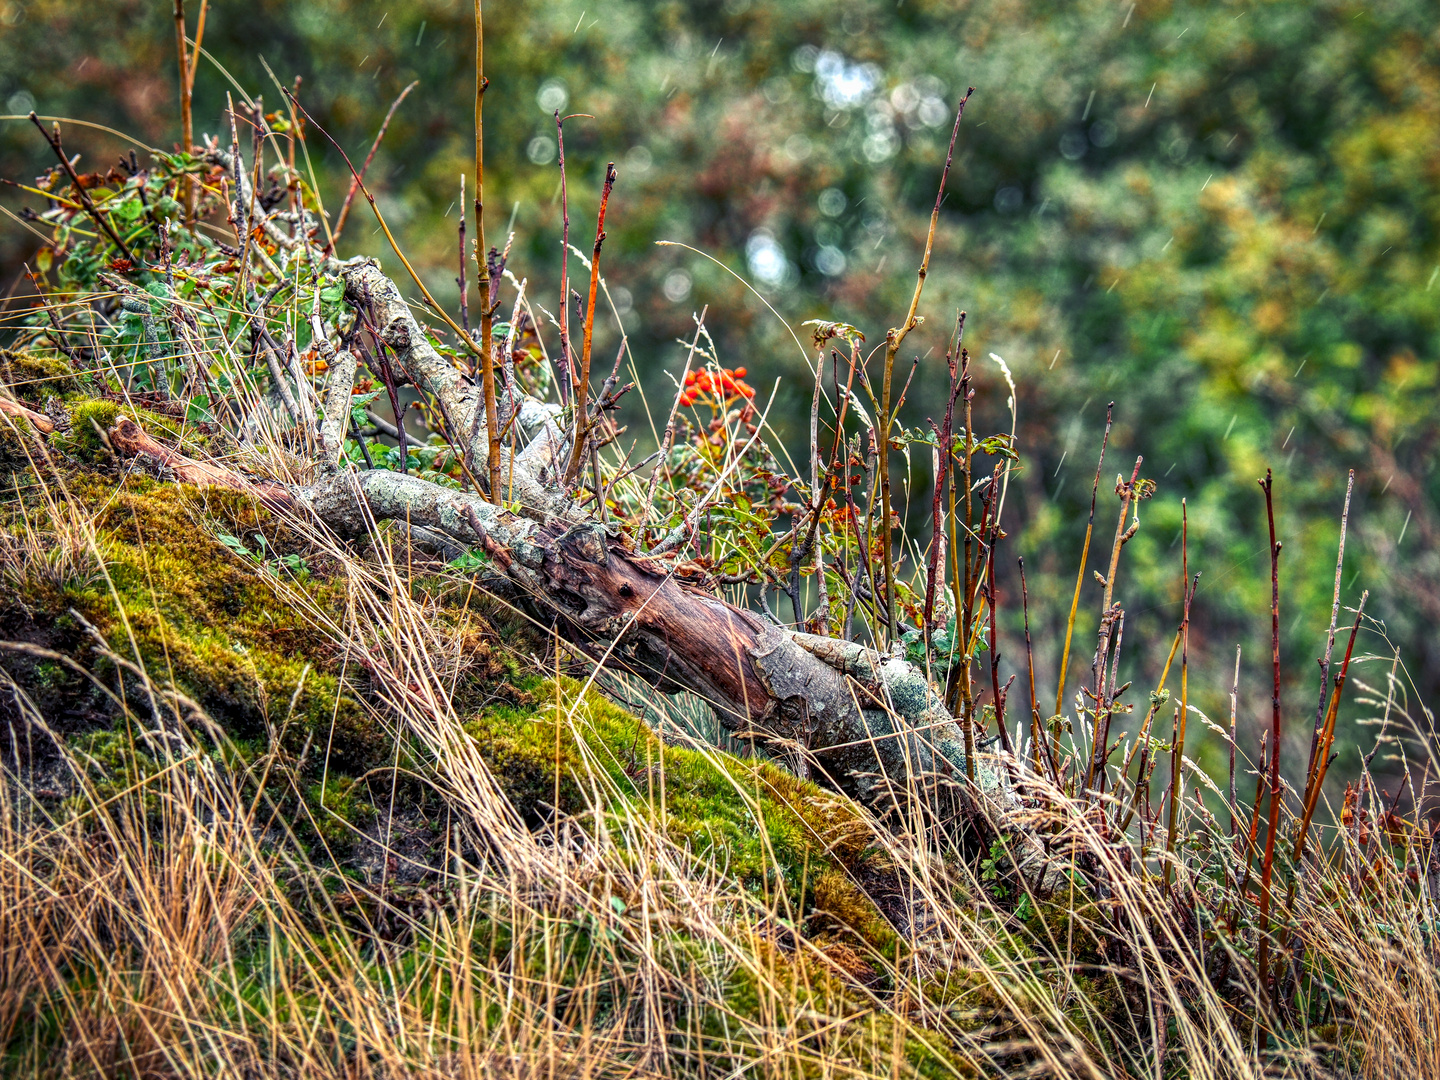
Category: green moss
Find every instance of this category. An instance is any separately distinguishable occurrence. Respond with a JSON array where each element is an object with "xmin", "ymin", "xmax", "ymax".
[
  {"xmin": 42, "ymin": 478, "xmax": 375, "ymax": 756},
  {"xmin": 0, "ymin": 415, "xmax": 553, "ymax": 881},
  {"xmin": 3, "ymin": 457, "xmax": 392, "ymax": 857},
  {"xmin": 464, "ymin": 677, "xmax": 899, "ymax": 954},
  {"xmin": 71, "ymin": 726, "xmax": 157, "ymax": 784},
  {"xmin": 307, "ymin": 777, "xmax": 379, "ymax": 848},
  {"xmin": 0, "ymin": 348, "xmax": 84, "ymax": 399},
  {"xmin": 714, "ymin": 946, "xmax": 977, "ymax": 1079},
  {"xmin": 52, "ymin": 399, "xmax": 189, "ymax": 461},
  {"xmin": 1020, "ymin": 890, "xmax": 1109, "ymax": 967}
]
